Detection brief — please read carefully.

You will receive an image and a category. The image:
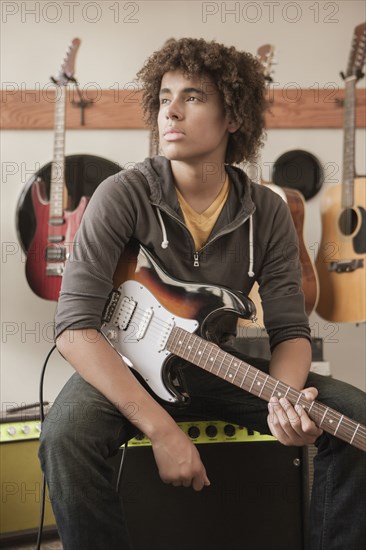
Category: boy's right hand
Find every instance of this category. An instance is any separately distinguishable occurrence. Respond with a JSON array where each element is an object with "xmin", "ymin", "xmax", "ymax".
[{"xmin": 151, "ymin": 425, "xmax": 211, "ymax": 491}]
